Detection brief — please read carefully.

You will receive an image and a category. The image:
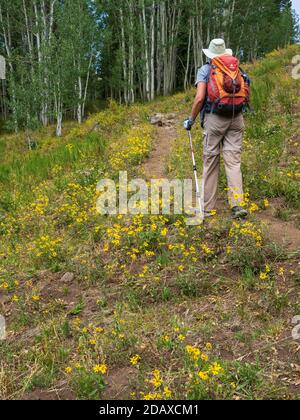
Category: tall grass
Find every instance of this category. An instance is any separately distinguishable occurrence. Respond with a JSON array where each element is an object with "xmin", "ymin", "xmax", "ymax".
[{"xmin": 0, "ymin": 133, "xmax": 107, "ymax": 210}]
